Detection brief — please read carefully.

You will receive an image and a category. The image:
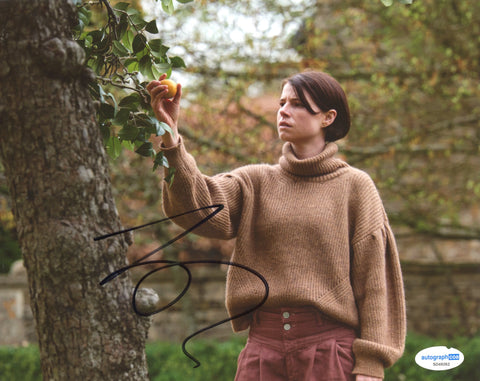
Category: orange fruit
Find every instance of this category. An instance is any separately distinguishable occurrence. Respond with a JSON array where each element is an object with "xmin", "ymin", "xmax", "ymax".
[{"xmin": 159, "ymin": 79, "xmax": 177, "ymax": 98}]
